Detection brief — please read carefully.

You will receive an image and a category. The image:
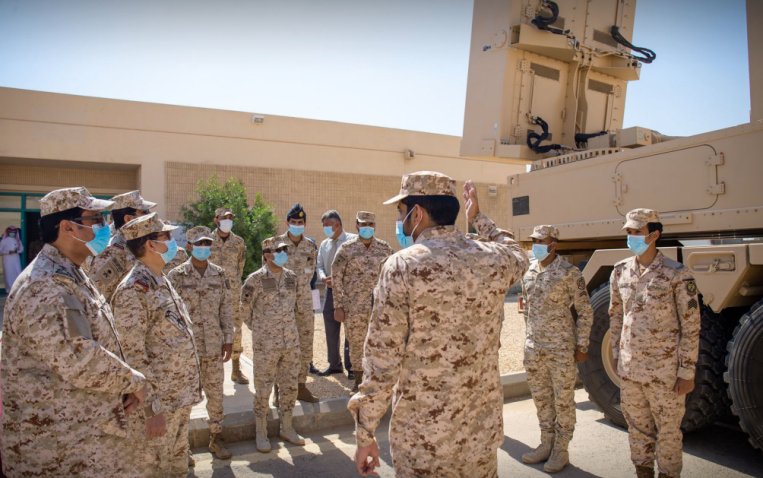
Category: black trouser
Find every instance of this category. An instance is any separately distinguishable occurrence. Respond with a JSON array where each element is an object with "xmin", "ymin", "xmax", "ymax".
[{"xmin": 323, "ymin": 288, "xmax": 352, "ymax": 371}]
